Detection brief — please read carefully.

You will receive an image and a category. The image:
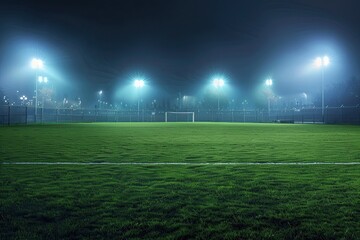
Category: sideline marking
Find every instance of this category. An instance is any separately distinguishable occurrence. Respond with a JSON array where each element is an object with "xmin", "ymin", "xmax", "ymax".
[{"xmin": 1, "ymin": 162, "xmax": 360, "ymax": 166}]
